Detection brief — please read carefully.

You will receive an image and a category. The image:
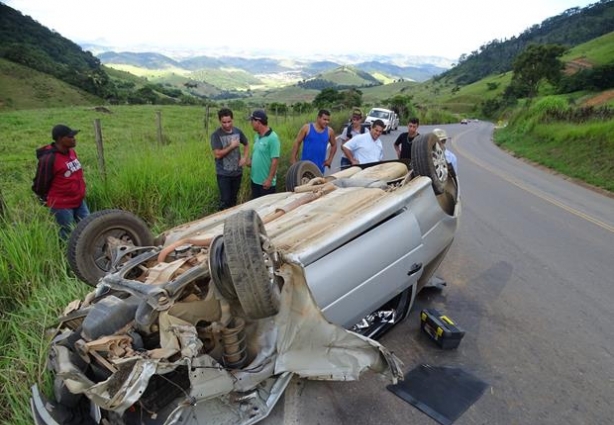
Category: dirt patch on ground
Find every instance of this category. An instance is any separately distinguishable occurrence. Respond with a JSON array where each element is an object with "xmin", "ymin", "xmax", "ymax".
[
  {"xmin": 563, "ymin": 57, "xmax": 593, "ymax": 76},
  {"xmin": 581, "ymin": 89, "xmax": 614, "ymax": 107}
]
